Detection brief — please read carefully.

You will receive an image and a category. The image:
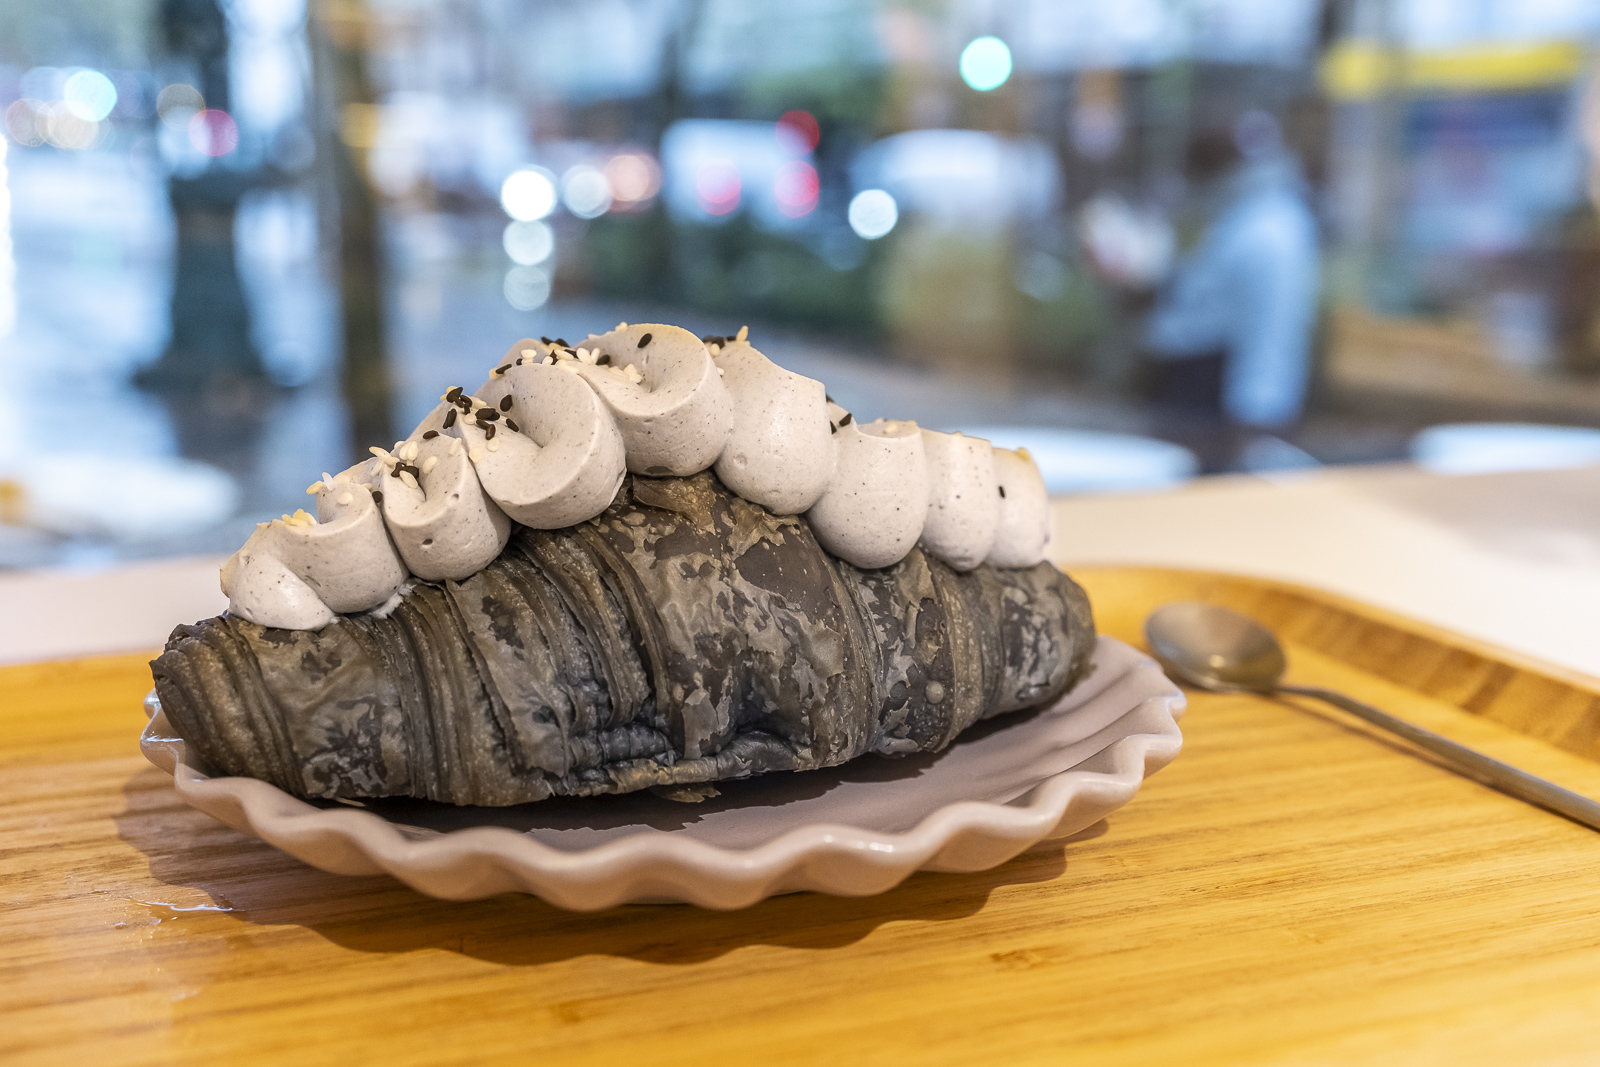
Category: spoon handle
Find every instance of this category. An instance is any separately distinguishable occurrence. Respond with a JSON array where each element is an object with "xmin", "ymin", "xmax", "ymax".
[{"xmin": 1280, "ymin": 684, "xmax": 1600, "ymax": 832}]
